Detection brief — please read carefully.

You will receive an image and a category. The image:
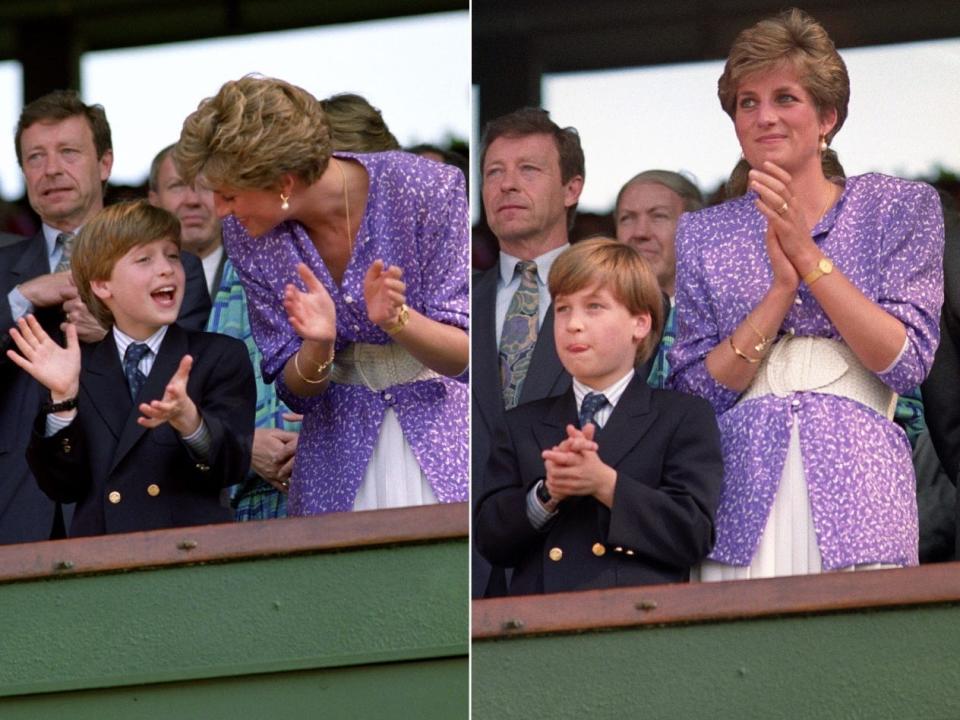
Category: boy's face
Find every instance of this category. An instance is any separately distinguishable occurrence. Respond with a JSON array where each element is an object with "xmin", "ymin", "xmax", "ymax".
[
  {"xmin": 91, "ymin": 237, "xmax": 184, "ymax": 340},
  {"xmin": 553, "ymin": 283, "xmax": 651, "ymax": 391}
]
